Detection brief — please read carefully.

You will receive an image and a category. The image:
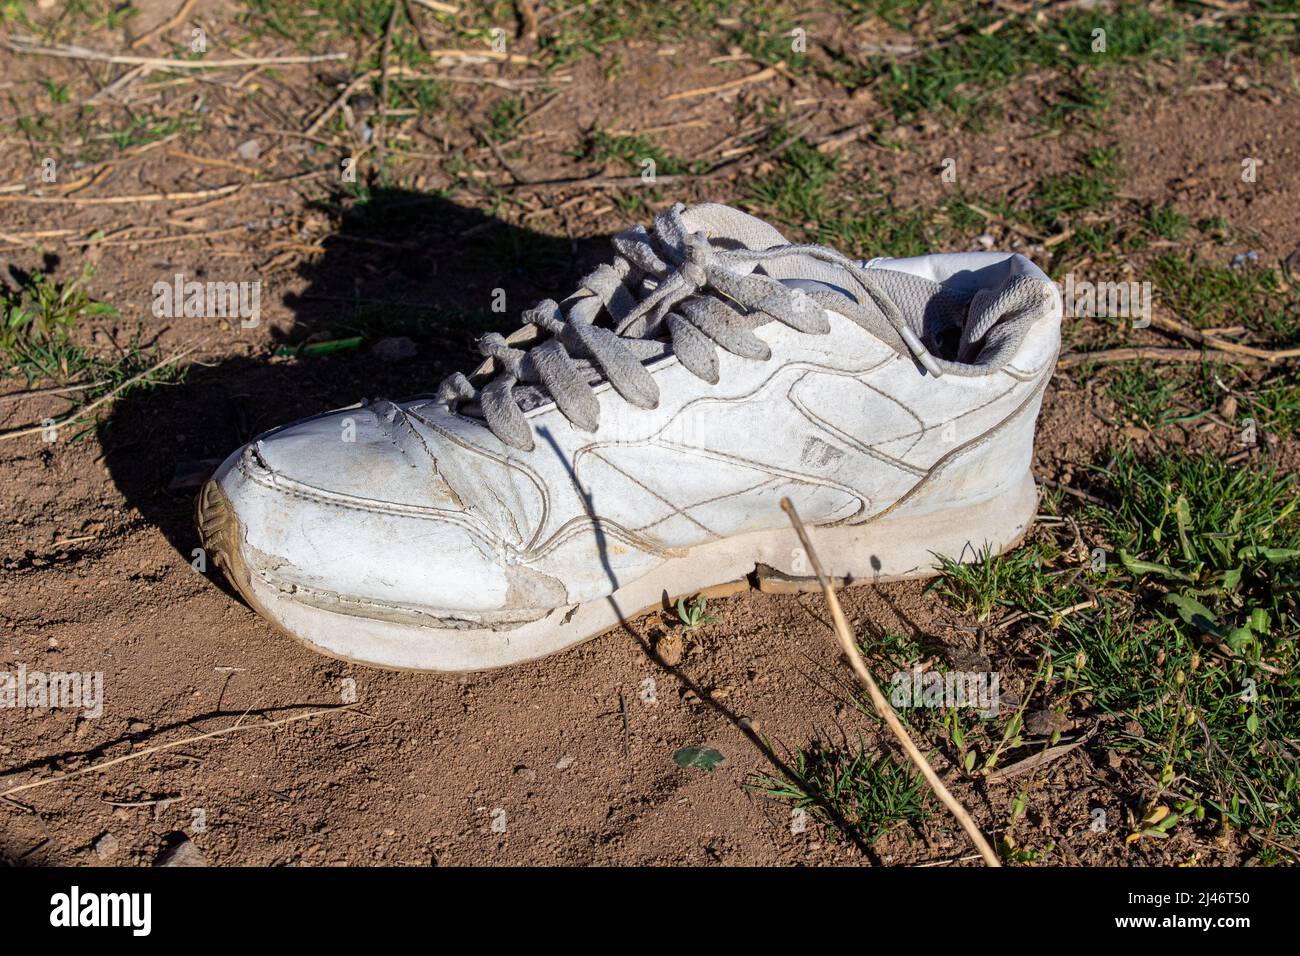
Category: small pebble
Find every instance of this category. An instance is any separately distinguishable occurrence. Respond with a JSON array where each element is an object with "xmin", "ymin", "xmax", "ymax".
[
  {"xmin": 93, "ymin": 832, "xmax": 119, "ymax": 861},
  {"xmin": 372, "ymin": 336, "xmax": 418, "ymax": 363},
  {"xmin": 655, "ymin": 632, "xmax": 684, "ymax": 666},
  {"xmin": 155, "ymin": 836, "xmax": 206, "ymax": 867}
]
